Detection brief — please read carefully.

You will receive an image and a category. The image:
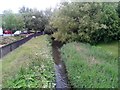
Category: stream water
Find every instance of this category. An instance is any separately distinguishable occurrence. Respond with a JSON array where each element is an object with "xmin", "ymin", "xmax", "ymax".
[{"xmin": 52, "ymin": 40, "xmax": 71, "ymax": 89}]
